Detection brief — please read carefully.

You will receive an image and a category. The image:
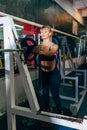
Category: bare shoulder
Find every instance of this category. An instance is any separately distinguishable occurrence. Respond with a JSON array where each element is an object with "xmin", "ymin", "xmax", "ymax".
[
  {"xmin": 52, "ymin": 42, "xmax": 59, "ymax": 52},
  {"xmin": 52, "ymin": 42, "xmax": 58, "ymax": 47}
]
